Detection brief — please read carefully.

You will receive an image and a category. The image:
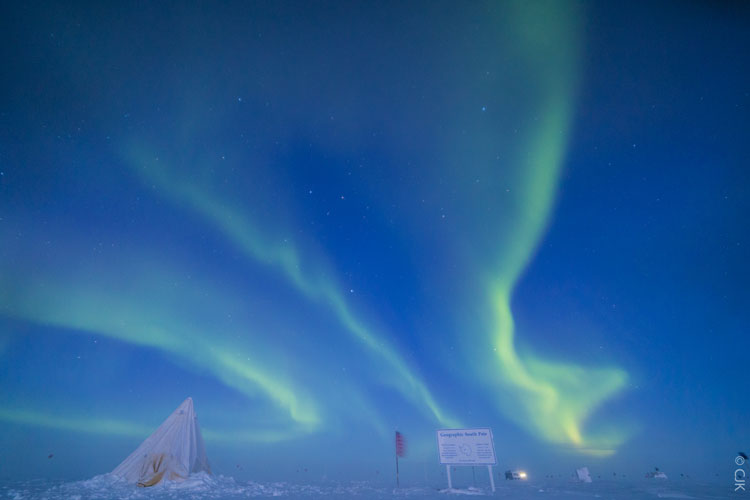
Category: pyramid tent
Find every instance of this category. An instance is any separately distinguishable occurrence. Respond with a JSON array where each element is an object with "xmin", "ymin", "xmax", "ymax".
[{"xmin": 111, "ymin": 397, "xmax": 211, "ymax": 486}]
